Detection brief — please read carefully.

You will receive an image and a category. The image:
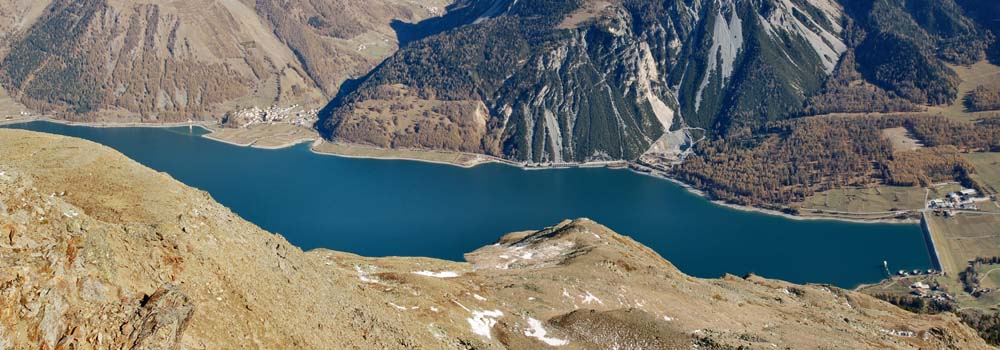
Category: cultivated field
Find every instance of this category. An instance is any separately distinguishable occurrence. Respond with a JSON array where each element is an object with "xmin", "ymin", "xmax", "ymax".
[
  {"xmin": 981, "ymin": 264, "xmax": 1000, "ymax": 289},
  {"xmin": 204, "ymin": 124, "xmax": 318, "ymax": 149},
  {"xmin": 924, "ymin": 213, "xmax": 1000, "ymax": 276},
  {"xmin": 798, "ymin": 184, "xmax": 962, "ymax": 214}
]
